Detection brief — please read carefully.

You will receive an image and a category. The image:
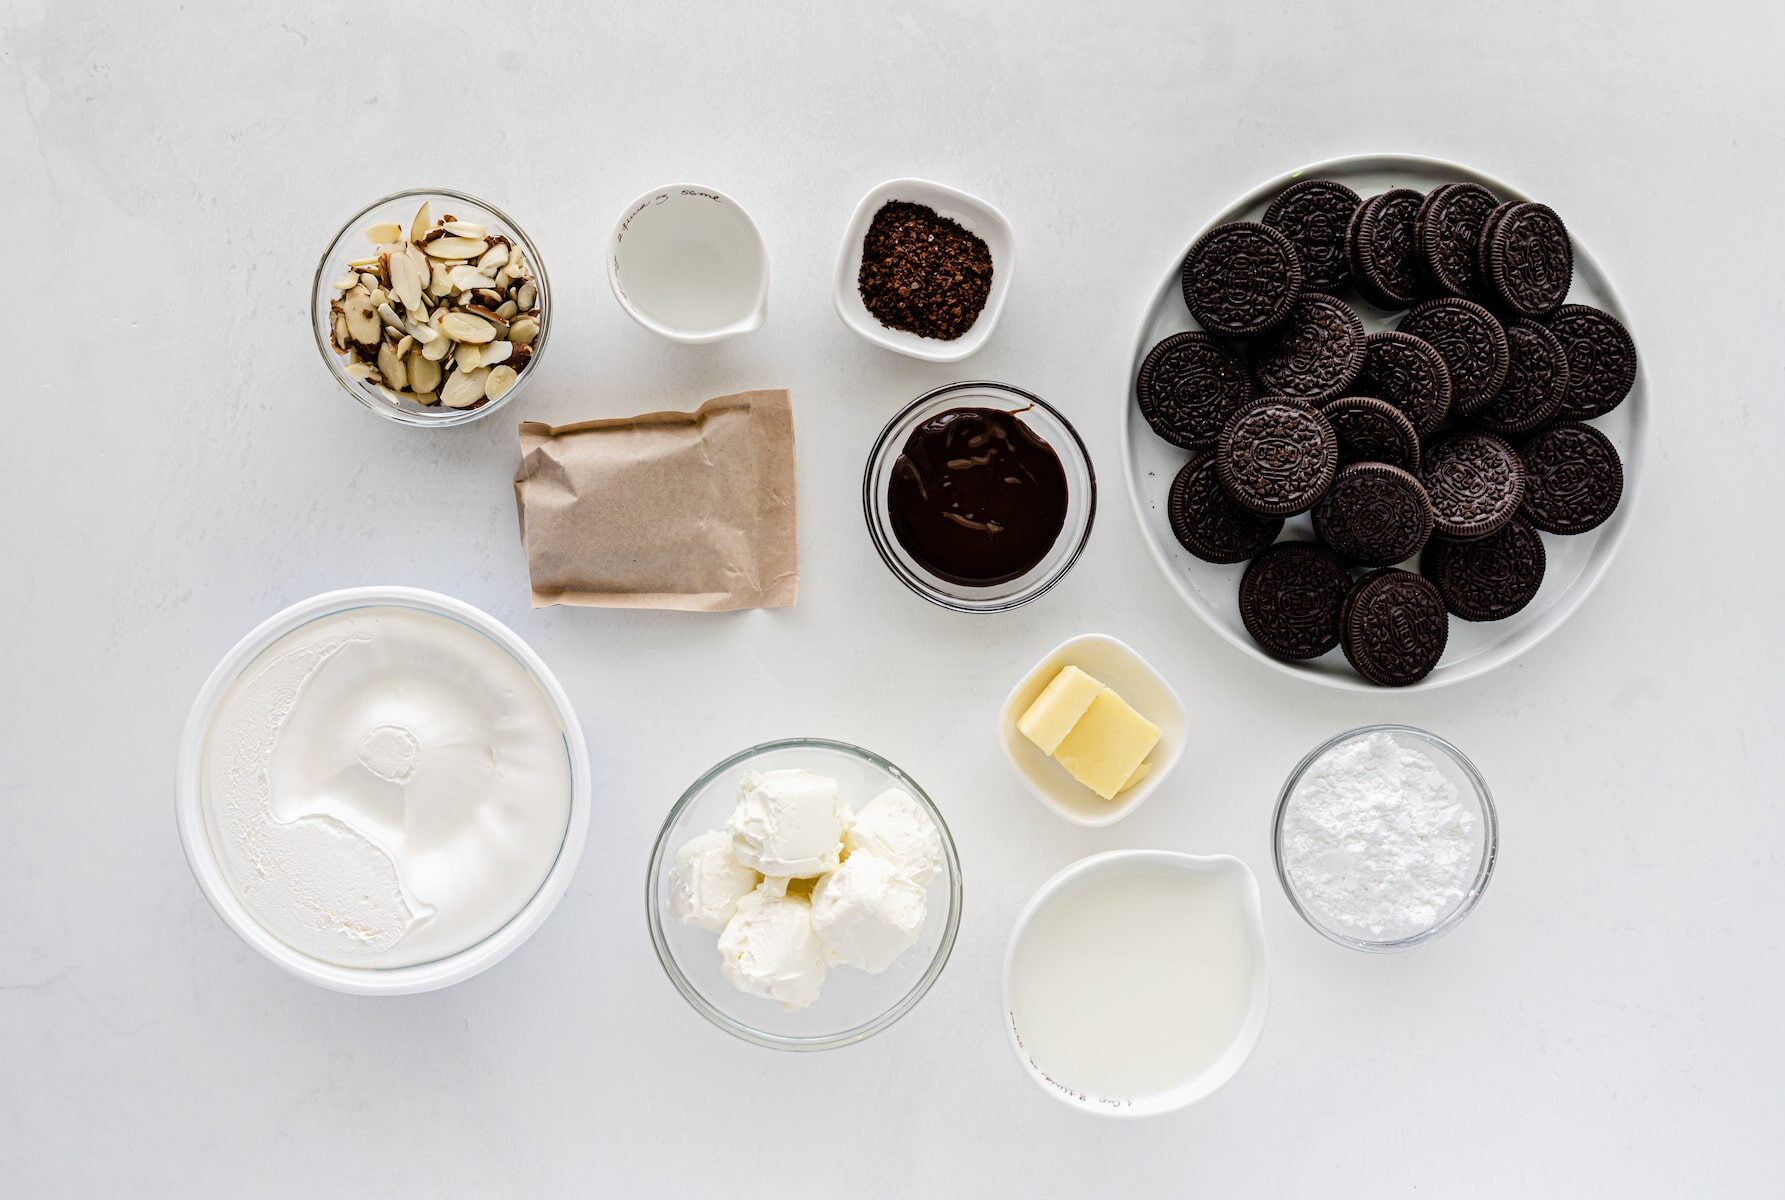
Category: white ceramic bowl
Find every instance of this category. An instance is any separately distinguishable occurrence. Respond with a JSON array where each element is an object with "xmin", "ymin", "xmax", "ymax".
[
  {"xmin": 833, "ymin": 178, "xmax": 1015, "ymax": 362},
  {"xmin": 175, "ymin": 587, "xmax": 591, "ymax": 995},
  {"xmin": 1003, "ymin": 850, "xmax": 1269, "ymax": 1117},
  {"xmin": 606, "ymin": 183, "xmax": 769, "ymax": 343},
  {"xmin": 997, "ymin": 634, "xmax": 1186, "ymax": 826}
]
